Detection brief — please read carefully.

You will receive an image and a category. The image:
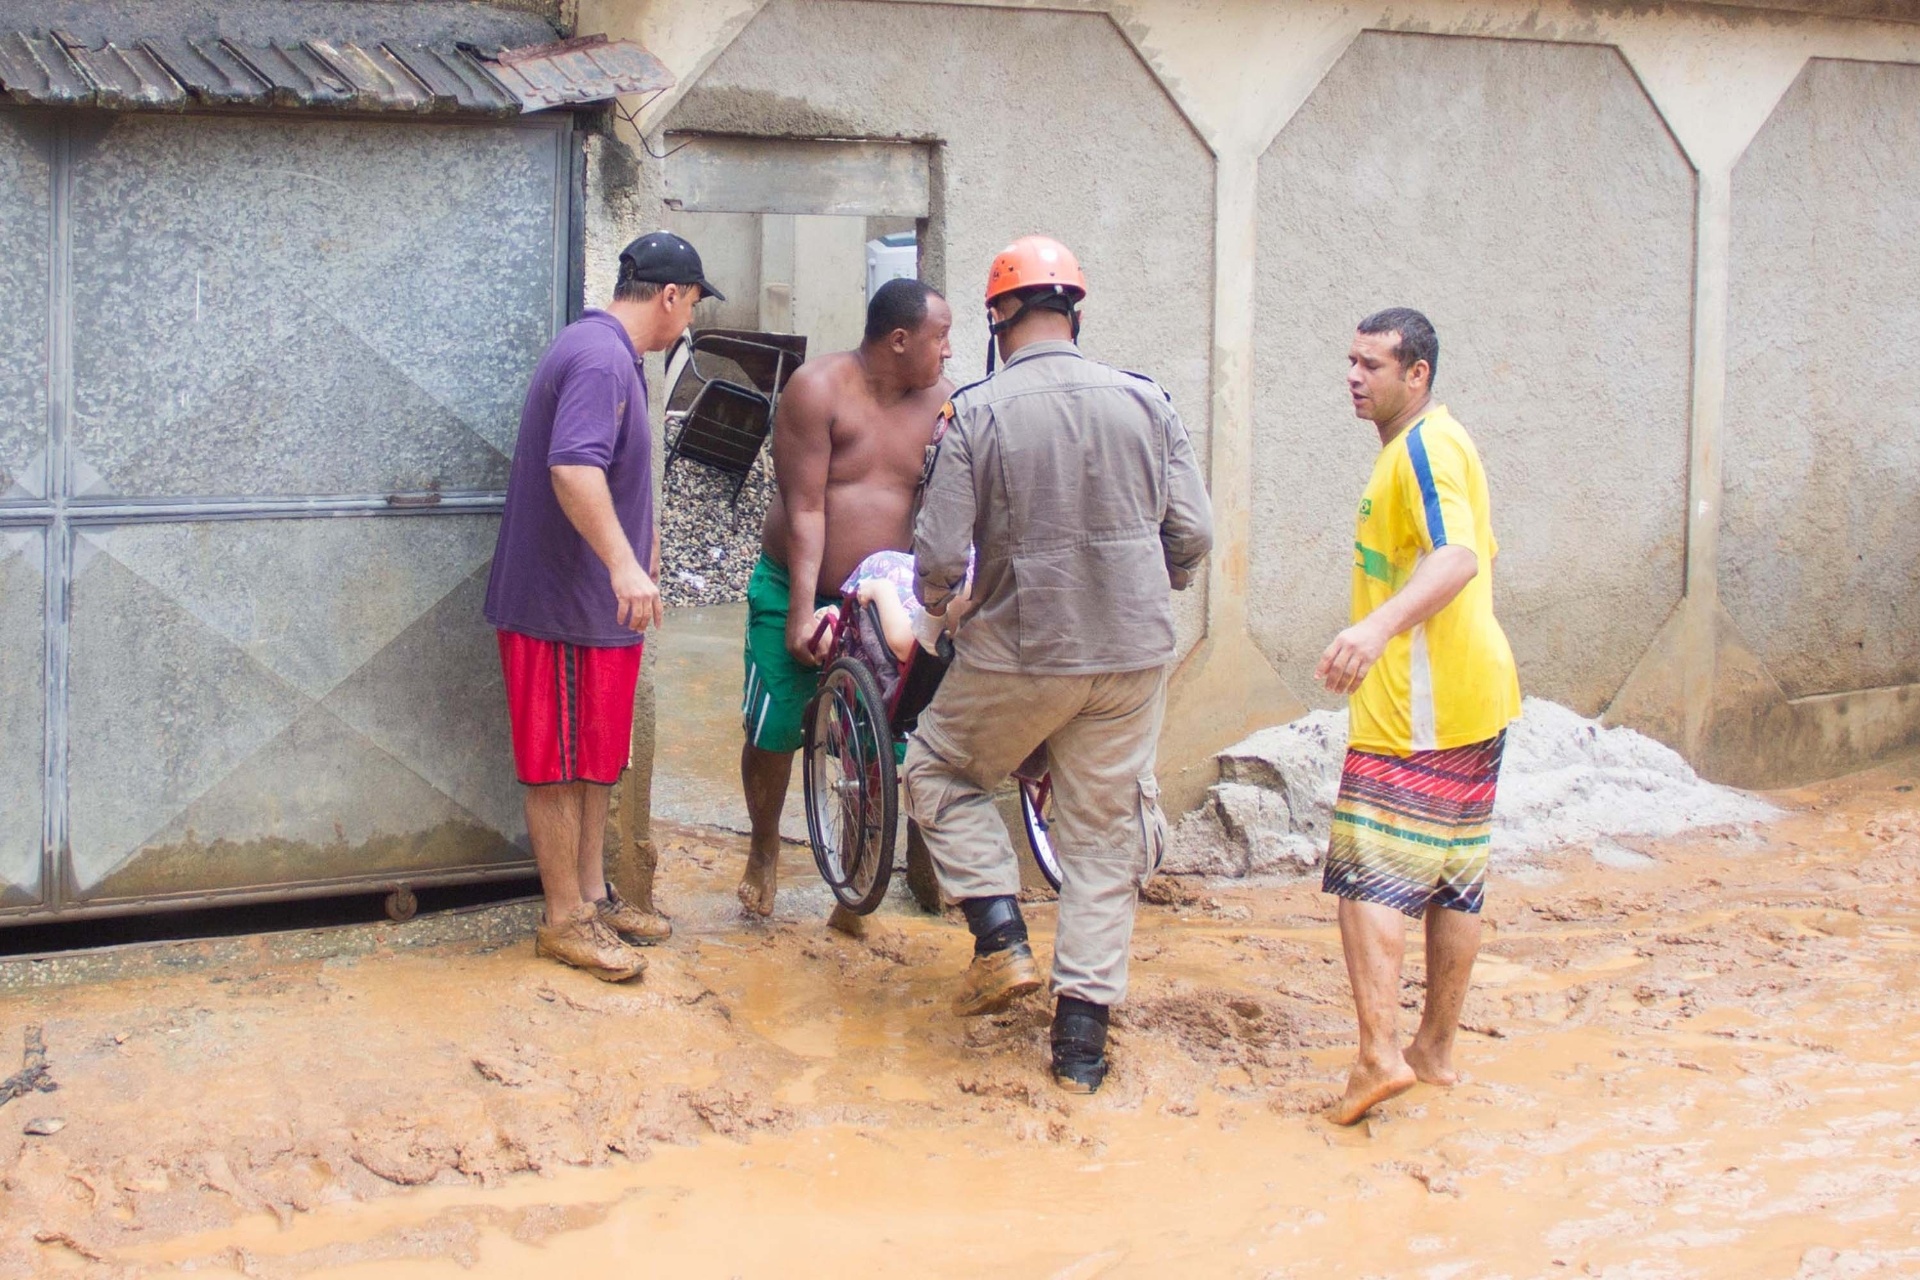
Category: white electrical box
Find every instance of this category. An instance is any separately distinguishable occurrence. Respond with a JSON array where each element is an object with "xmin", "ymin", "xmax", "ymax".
[{"xmin": 866, "ymin": 231, "xmax": 918, "ymax": 302}]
